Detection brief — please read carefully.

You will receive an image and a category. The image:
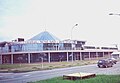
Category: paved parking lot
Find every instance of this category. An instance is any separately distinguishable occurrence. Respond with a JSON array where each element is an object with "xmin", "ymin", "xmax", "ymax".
[{"xmin": 0, "ymin": 61, "xmax": 120, "ymax": 83}]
